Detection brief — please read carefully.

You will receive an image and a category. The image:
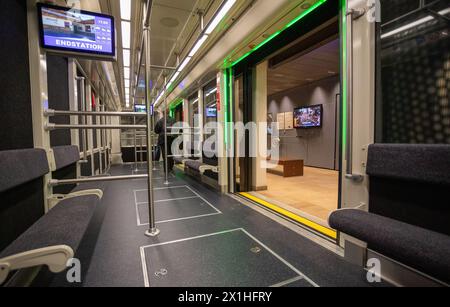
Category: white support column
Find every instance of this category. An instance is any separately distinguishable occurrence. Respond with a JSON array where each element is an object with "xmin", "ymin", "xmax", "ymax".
[
  {"xmin": 110, "ymin": 116, "xmax": 123, "ymax": 165},
  {"xmin": 27, "ymin": 0, "xmax": 52, "ymax": 212},
  {"xmin": 252, "ymin": 61, "xmax": 268, "ymax": 191},
  {"xmin": 197, "ymin": 88, "xmax": 204, "ymax": 160},
  {"xmin": 182, "ymin": 98, "xmax": 190, "ymax": 157},
  {"xmin": 340, "ymin": 0, "xmax": 375, "ymax": 250},
  {"xmin": 217, "ymin": 71, "xmax": 228, "ymax": 193},
  {"xmin": 68, "ymin": 59, "xmax": 79, "ymax": 148}
]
